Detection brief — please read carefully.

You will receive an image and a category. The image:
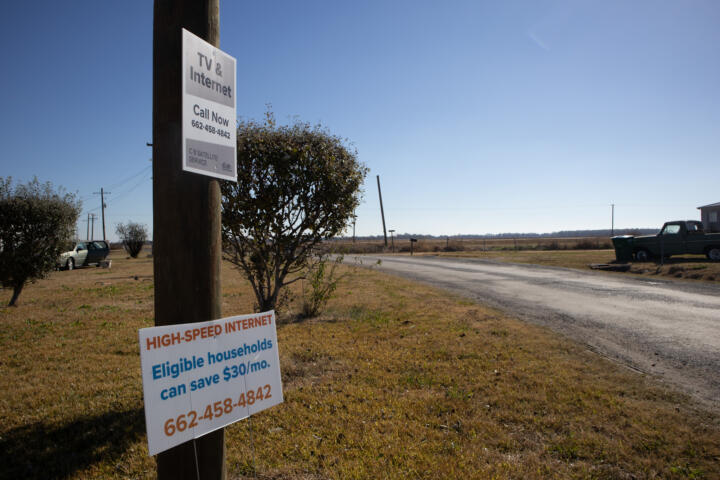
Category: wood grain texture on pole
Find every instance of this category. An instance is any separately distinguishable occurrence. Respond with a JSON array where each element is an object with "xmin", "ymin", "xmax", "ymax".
[{"xmin": 152, "ymin": 1, "xmax": 225, "ymax": 479}]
